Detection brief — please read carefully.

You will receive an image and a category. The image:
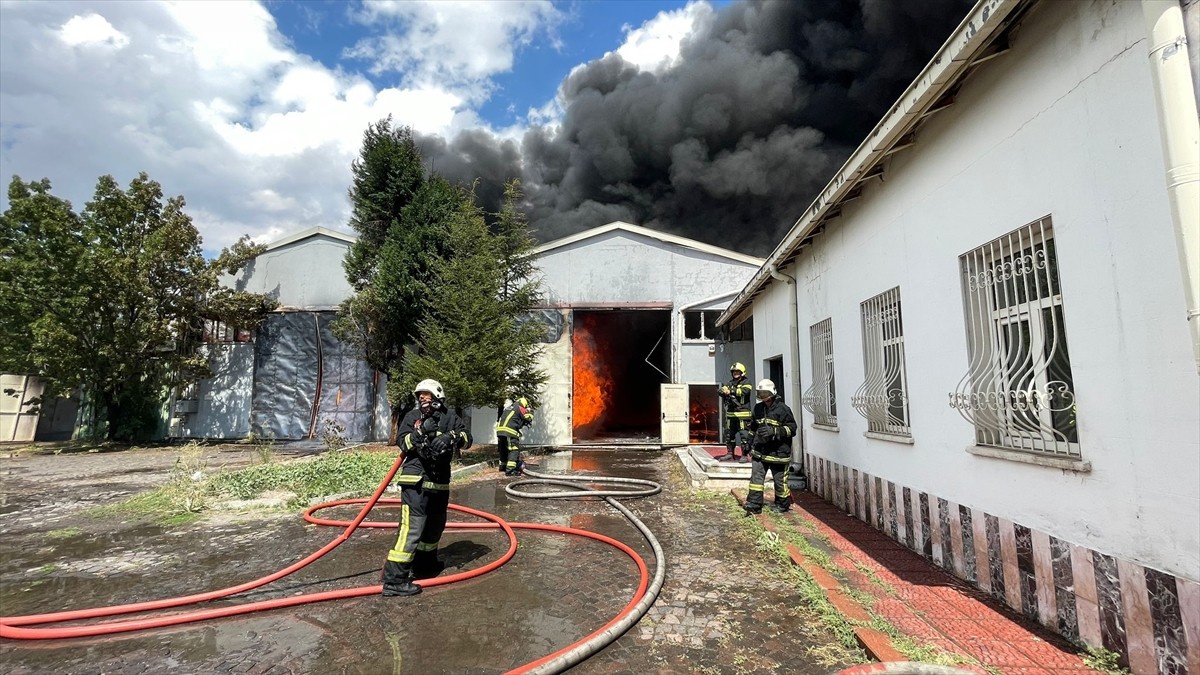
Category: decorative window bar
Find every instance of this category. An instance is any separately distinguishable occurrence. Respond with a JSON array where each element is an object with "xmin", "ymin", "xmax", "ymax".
[
  {"xmin": 802, "ymin": 319, "xmax": 838, "ymax": 427},
  {"xmin": 949, "ymin": 216, "xmax": 1079, "ymax": 457},
  {"xmin": 852, "ymin": 287, "xmax": 911, "ymax": 436}
]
